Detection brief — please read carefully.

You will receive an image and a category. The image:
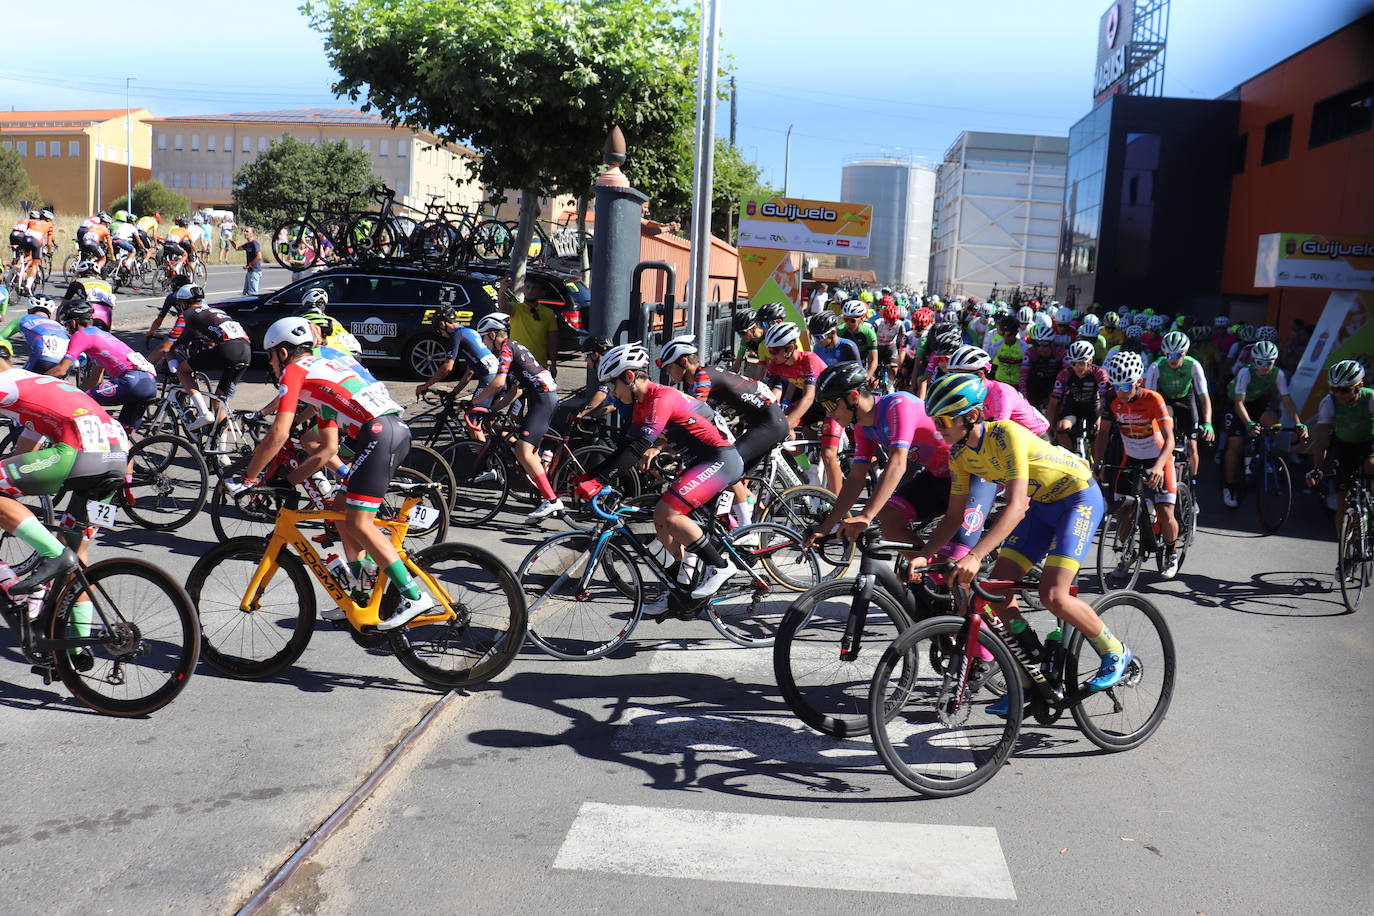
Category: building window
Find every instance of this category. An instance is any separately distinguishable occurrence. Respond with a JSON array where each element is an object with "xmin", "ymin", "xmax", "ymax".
[
  {"xmin": 94, "ymin": 142, "xmax": 102, "ymax": 159},
  {"xmin": 242, "ymin": 136, "xmax": 251, "ymax": 153},
  {"xmin": 174, "ymin": 134, "xmax": 183, "ymax": 150},
  {"xmin": 397, "ymin": 141, "xmax": 407, "ymax": 158},
  {"xmin": 191, "ymin": 135, "xmax": 199, "ymax": 151},
  {"xmin": 69, "ymin": 141, "xmax": 79, "ymax": 157},
  {"xmin": 173, "ymin": 173, "xmax": 183, "ymax": 188},
  {"xmin": 34, "ymin": 141, "xmax": 45, "ymax": 157},
  {"xmin": 1309, "ymin": 80, "xmax": 1374, "ymax": 148},
  {"xmin": 190, "ymin": 173, "xmax": 200, "ymax": 188},
  {"xmin": 361, "ymin": 139, "xmax": 371, "ymax": 153},
  {"xmin": 223, "ymin": 136, "xmax": 231, "ymax": 153},
  {"xmin": 207, "ymin": 135, "xmax": 215, "ymax": 152},
  {"xmin": 1261, "ymin": 115, "xmax": 1292, "ymax": 165},
  {"xmin": 157, "ymin": 133, "xmax": 166, "ymax": 150},
  {"xmin": 157, "ymin": 171, "xmax": 167, "ymax": 184},
  {"xmin": 49, "ymin": 142, "xmax": 59, "ymax": 158},
  {"xmin": 258, "ymin": 137, "xmax": 267, "ymax": 153},
  {"xmin": 379, "ymin": 139, "xmax": 388, "ymax": 157}
]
